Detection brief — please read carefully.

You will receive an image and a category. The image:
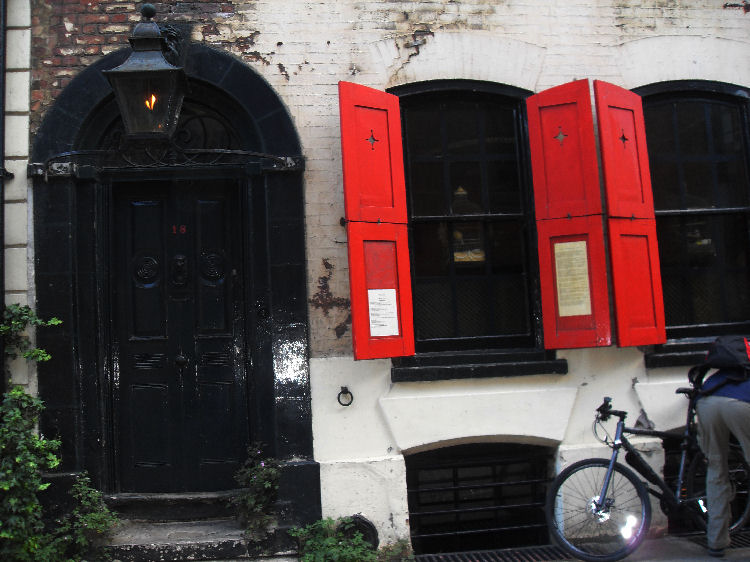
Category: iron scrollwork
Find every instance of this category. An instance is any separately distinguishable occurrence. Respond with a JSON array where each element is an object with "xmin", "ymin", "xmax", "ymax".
[{"xmin": 29, "ymin": 99, "xmax": 304, "ymax": 178}]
